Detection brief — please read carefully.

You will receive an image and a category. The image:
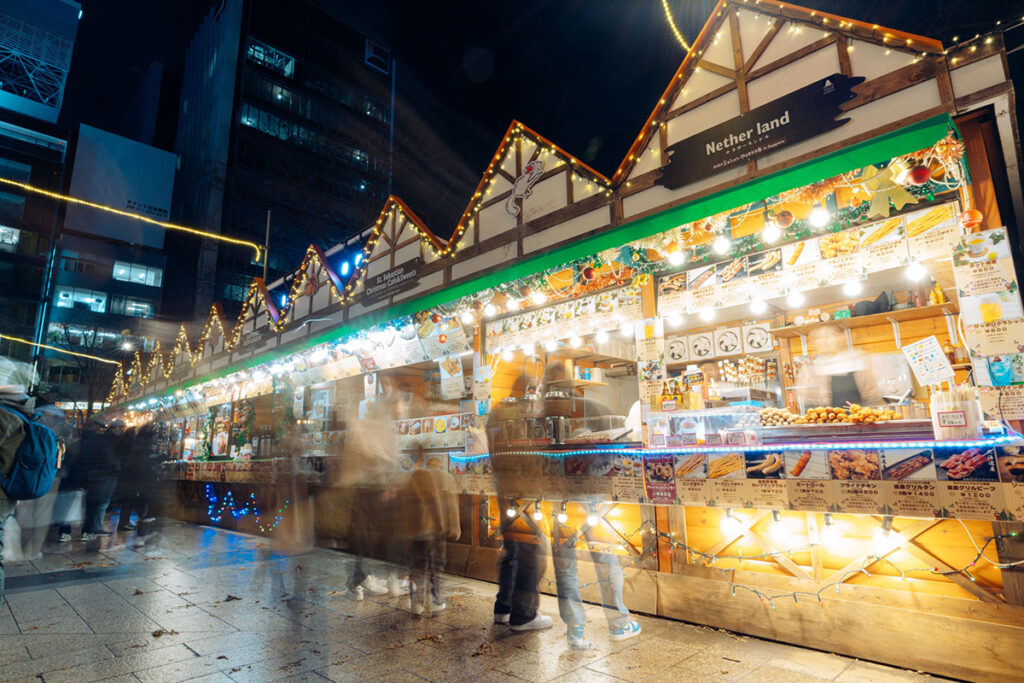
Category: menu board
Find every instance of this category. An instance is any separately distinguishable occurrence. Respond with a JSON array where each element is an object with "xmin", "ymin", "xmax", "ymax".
[
  {"xmin": 860, "ymin": 216, "xmax": 906, "ymax": 271},
  {"xmin": 906, "ymin": 203, "xmax": 960, "ymax": 261},
  {"xmin": 485, "ymin": 285, "xmax": 642, "ymax": 353},
  {"xmin": 786, "ymin": 479, "xmax": 837, "ymax": 512},
  {"xmin": 418, "ymin": 317, "xmax": 471, "ymax": 359},
  {"xmin": 939, "ymin": 481, "xmax": 1004, "ymax": 520},
  {"xmin": 438, "ymin": 354, "xmax": 465, "ymax": 400},
  {"xmin": 902, "ymin": 336, "xmax": 955, "ymax": 386},
  {"xmin": 885, "ymin": 481, "xmax": 941, "ymax": 517},
  {"xmin": 643, "ymin": 452, "xmax": 676, "ymax": 504},
  {"xmin": 979, "ymin": 386, "xmax": 1024, "ymax": 421},
  {"xmin": 834, "ymin": 480, "xmax": 886, "ymax": 514}
]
